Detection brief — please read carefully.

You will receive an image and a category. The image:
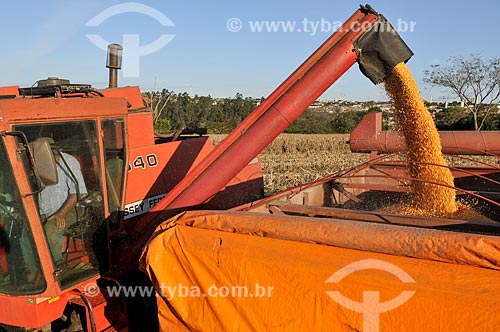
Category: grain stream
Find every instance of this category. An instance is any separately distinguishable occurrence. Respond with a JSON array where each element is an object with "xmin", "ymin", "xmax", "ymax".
[{"xmin": 385, "ymin": 62, "xmax": 458, "ymax": 216}]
